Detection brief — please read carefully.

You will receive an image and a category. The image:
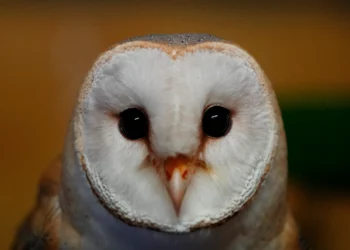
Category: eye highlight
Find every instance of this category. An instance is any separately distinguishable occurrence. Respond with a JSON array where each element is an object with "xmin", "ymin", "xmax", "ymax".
[
  {"xmin": 202, "ymin": 105, "xmax": 232, "ymax": 138},
  {"xmin": 118, "ymin": 108, "xmax": 149, "ymax": 140}
]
